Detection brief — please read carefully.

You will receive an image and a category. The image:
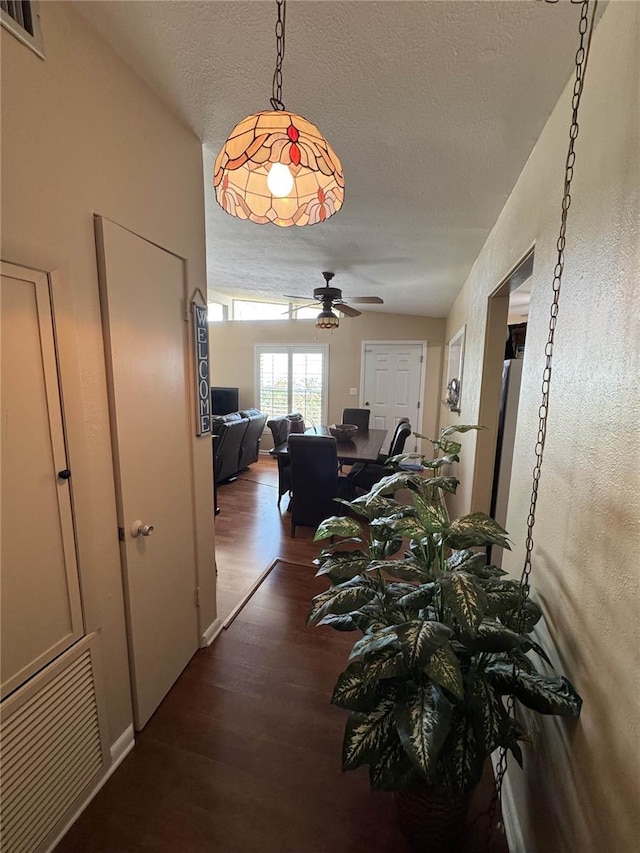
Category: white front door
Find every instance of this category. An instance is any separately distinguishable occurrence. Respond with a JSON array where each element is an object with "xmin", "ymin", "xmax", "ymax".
[
  {"xmin": 95, "ymin": 218, "xmax": 199, "ymax": 730},
  {"xmin": 362, "ymin": 343, "xmax": 424, "ymax": 453}
]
